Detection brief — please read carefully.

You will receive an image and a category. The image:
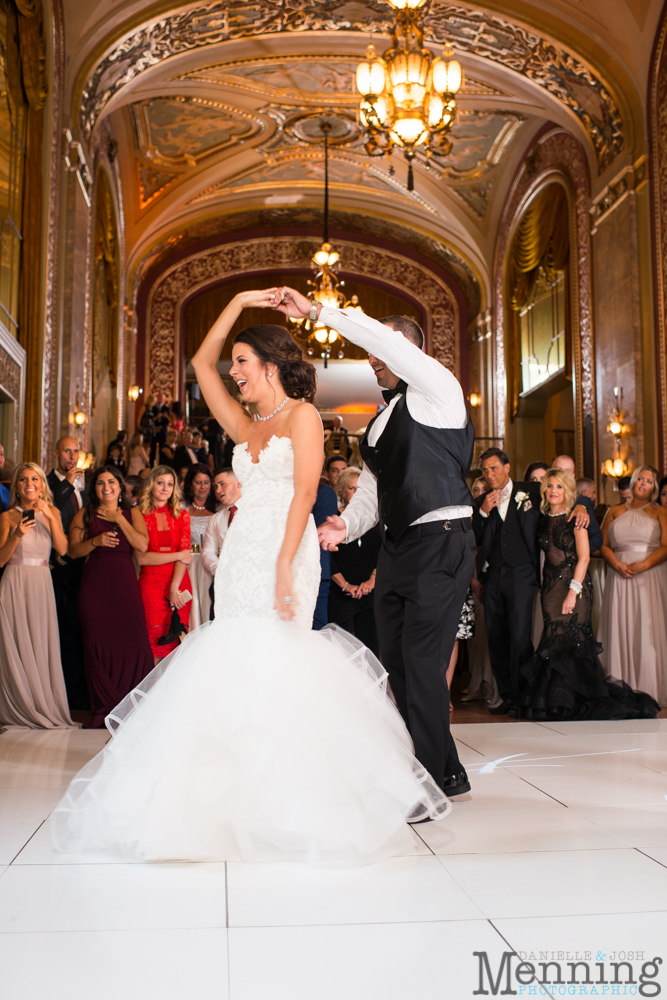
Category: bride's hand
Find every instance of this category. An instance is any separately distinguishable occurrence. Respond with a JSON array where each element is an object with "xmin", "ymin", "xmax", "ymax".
[
  {"xmin": 275, "ymin": 562, "xmax": 298, "ymax": 622},
  {"xmin": 234, "ymin": 289, "xmax": 280, "ymax": 311}
]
